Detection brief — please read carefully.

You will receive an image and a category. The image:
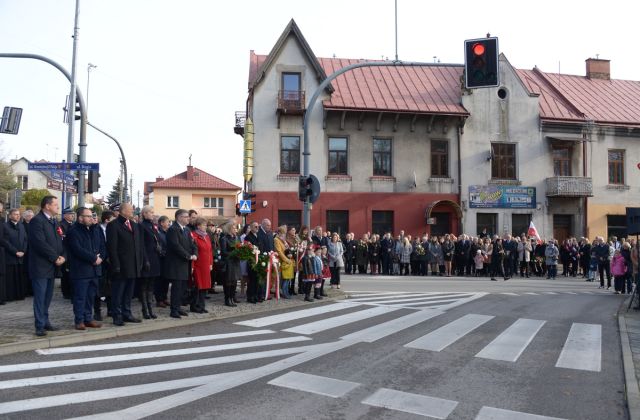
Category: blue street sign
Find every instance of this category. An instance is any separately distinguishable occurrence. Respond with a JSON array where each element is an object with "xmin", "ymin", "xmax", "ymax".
[
  {"xmin": 27, "ymin": 162, "xmax": 99, "ymax": 171},
  {"xmin": 51, "ymin": 171, "xmax": 75, "ymax": 183},
  {"xmin": 239, "ymin": 200, "xmax": 251, "ymax": 214}
]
